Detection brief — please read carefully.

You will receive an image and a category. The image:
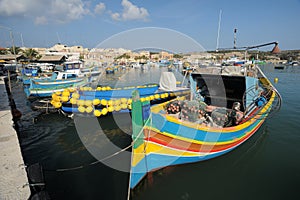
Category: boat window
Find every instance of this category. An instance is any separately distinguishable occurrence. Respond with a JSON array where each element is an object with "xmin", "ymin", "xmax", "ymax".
[
  {"xmin": 74, "ymin": 63, "xmax": 80, "ymax": 69},
  {"xmin": 66, "ymin": 74, "xmax": 76, "ymax": 79}
]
